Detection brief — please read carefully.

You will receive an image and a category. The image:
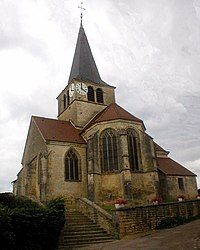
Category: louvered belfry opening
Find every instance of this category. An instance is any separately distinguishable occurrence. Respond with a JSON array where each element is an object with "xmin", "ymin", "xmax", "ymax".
[
  {"xmin": 96, "ymin": 88, "xmax": 104, "ymax": 103},
  {"xmin": 87, "ymin": 86, "xmax": 95, "ymax": 102}
]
